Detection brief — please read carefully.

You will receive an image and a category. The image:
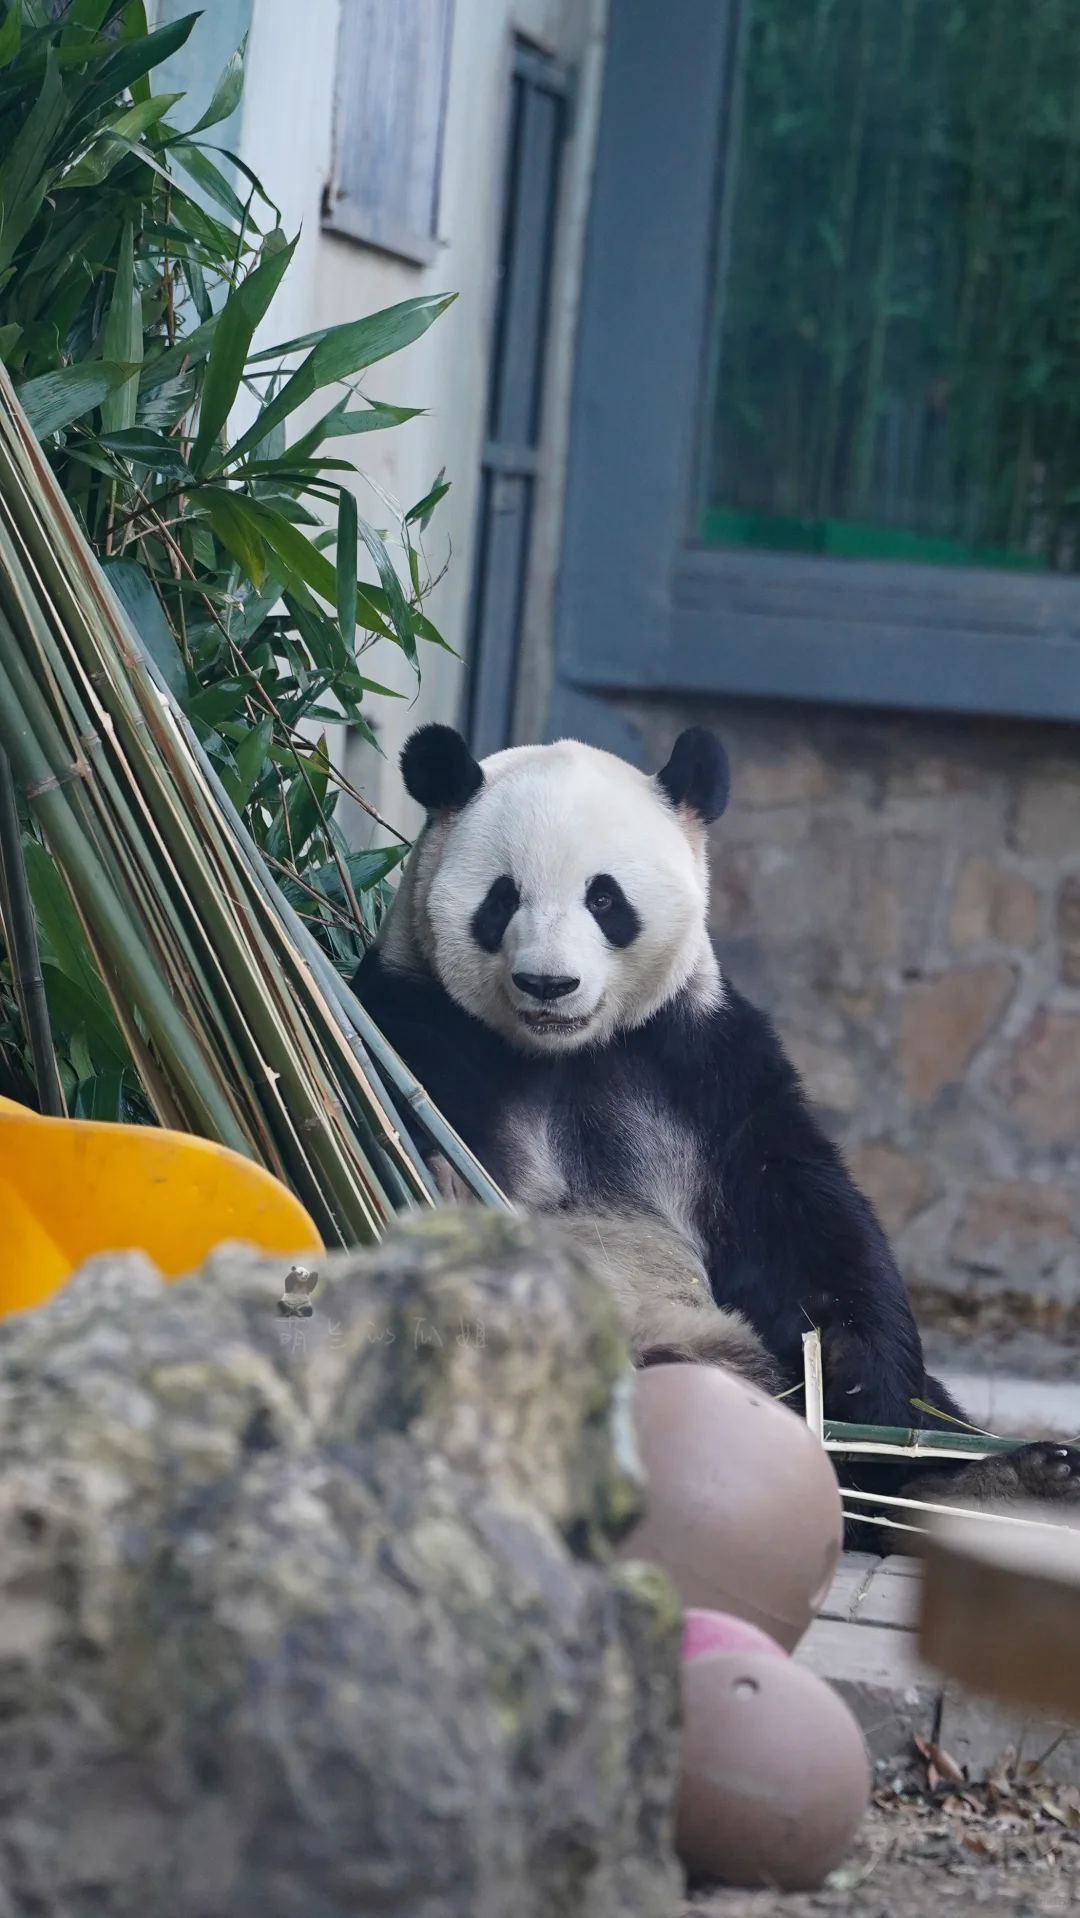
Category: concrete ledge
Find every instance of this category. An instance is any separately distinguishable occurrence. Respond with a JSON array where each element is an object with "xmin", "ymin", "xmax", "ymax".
[{"xmin": 795, "ymin": 1553, "xmax": 1079, "ymax": 1784}]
